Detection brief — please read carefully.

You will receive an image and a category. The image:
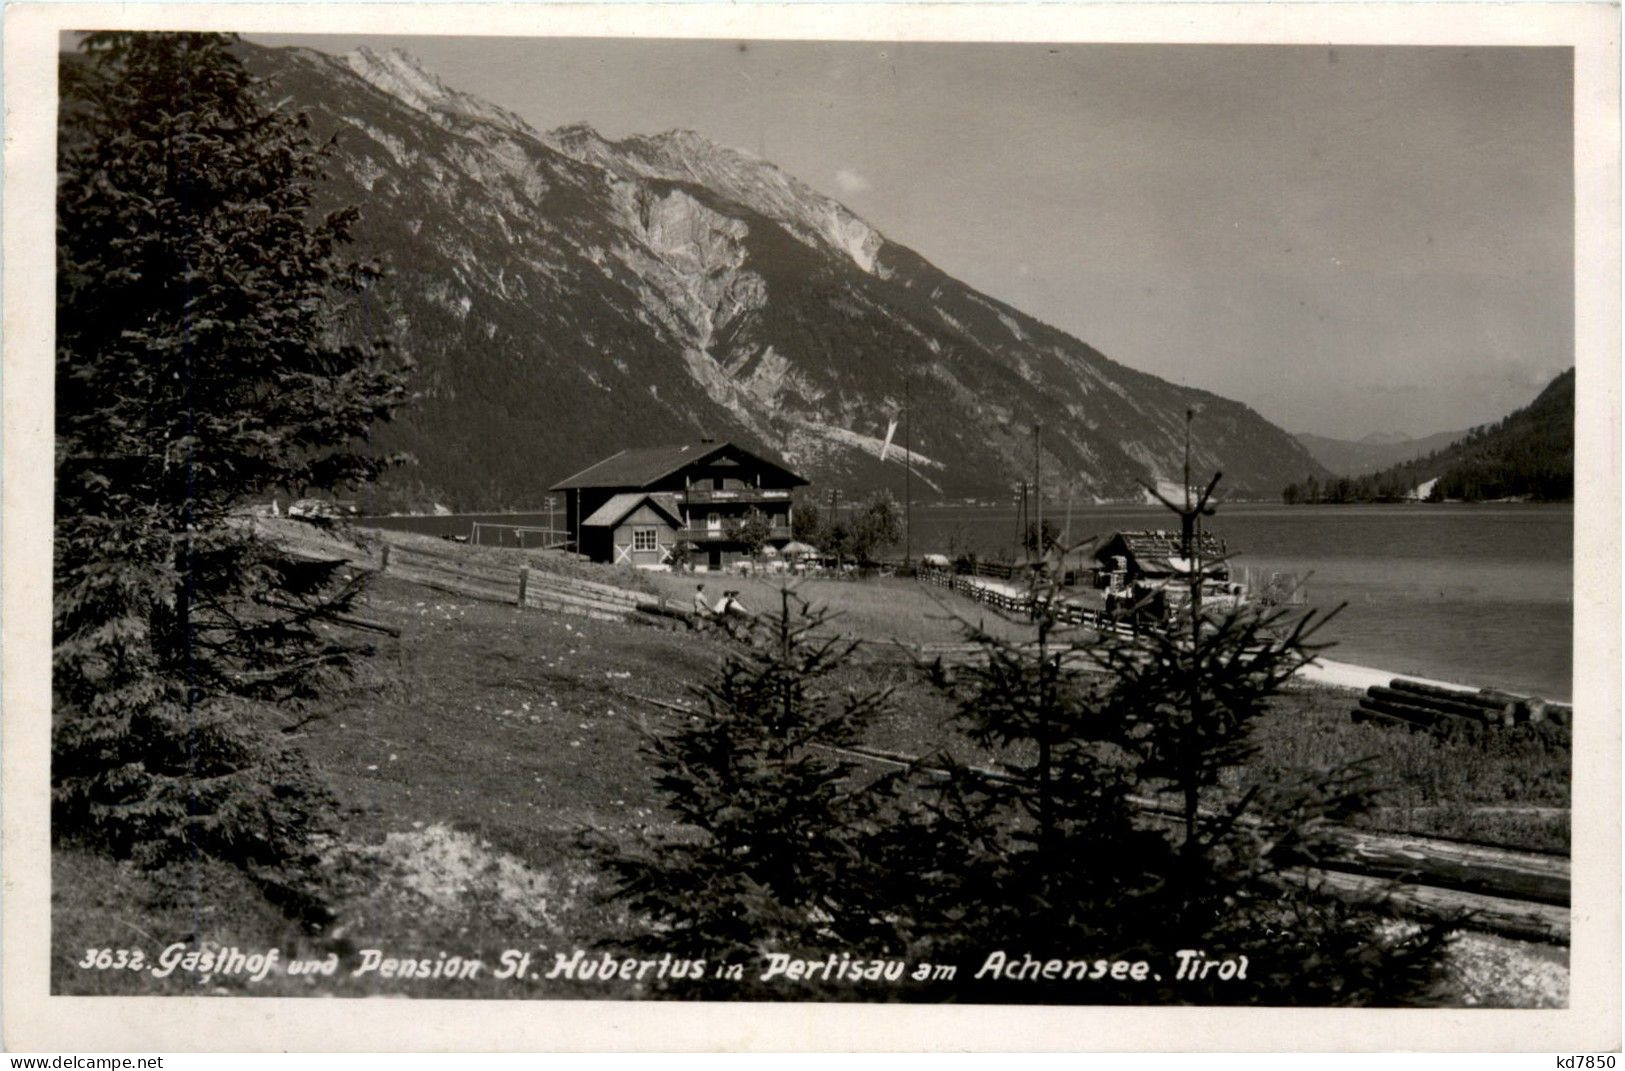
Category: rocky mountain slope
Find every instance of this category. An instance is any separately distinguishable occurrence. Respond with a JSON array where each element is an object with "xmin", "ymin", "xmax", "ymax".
[{"xmin": 236, "ymin": 42, "xmax": 1325, "ymax": 509}]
